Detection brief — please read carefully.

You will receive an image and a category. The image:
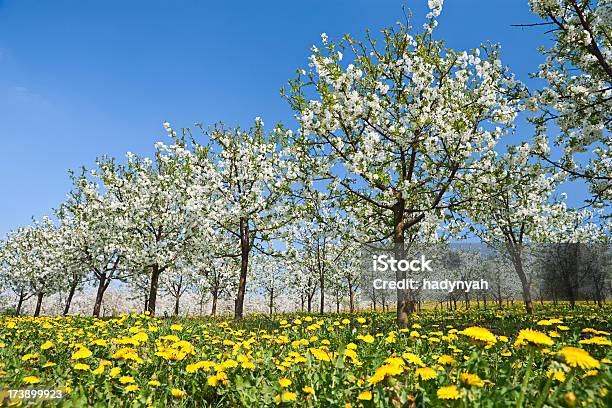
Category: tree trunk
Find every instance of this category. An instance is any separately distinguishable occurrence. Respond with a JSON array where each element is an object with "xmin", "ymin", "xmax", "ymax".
[
  {"xmin": 509, "ymin": 246, "xmax": 534, "ymax": 314},
  {"xmin": 393, "ymin": 200, "xmax": 410, "ymax": 328},
  {"xmin": 173, "ymin": 277, "xmax": 182, "ymax": 316},
  {"xmin": 269, "ymin": 287, "xmax": 274, "ymax": 316},
  {"xmin": 33, "ymin": 292, "xmax": 44, "ymax": 317},
  {"xmin": 15, "ymin": 288, "xmax": 26, "ymax": 316},
  {"xmin": 347, "ymin": 276, "xmax": 355, "ymax": 313},
  {"xmin": 93, "ymin": 272, "xmax": 109, "ymax": 317},
  {"xmin": 63, "ymin": 281, "xmax": 78, "ymax": 316},
  {"xmin": 143, "ymin": 293, "xmax": 149, "ymax": 314},
  {"xmin": 174, "ymin": 295, "xmax": 180, "ymax": 316},
  {"xmin": 211, "ymin": 288, "xmax": 218, "ymax": 316},
  {"xmin": 147, "ymin": 263, "xmax": 162, "ymax": 316},
  {"xmin": 234, "ymin": 218, "xmax": 250, "ymax": 319}
]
